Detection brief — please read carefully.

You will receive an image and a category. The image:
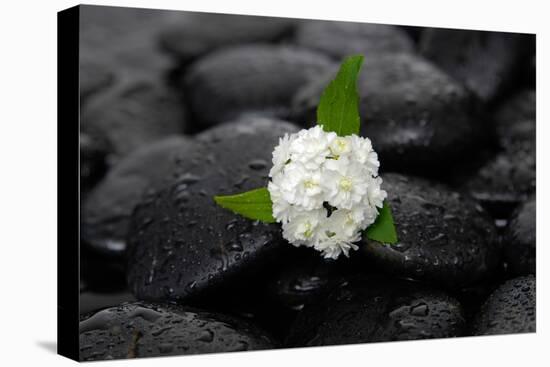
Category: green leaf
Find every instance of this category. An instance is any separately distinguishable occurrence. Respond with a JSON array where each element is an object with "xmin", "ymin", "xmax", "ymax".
[
  {"xmin": 214, "ymin": 187, "xmax": 276, "ymax": 223},
  {"xmin": 365, "ymin": 201, "xmax": 398, "ymax": 244},
  {"xmin": 317, "ymin": 55, "xmax": 364, "ymax": 137}
]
